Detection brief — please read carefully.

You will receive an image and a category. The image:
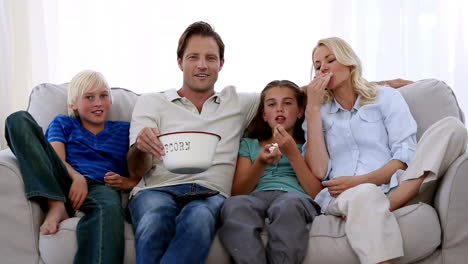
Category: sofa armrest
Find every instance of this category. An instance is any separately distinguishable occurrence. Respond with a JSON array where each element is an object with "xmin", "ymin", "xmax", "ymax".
[
  {"xmin": 434, "ymin": 147, "xmax": 468, "ymax": 262},
  {"xmin": 0, "ymin": 149, "xmax": 43, "ymax": 263}
]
